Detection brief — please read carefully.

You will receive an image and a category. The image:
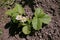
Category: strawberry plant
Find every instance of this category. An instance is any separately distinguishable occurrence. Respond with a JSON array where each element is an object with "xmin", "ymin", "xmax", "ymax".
[{"xmin": 5, "ymin": 3, "xmax": 51, "ymax": 35}]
